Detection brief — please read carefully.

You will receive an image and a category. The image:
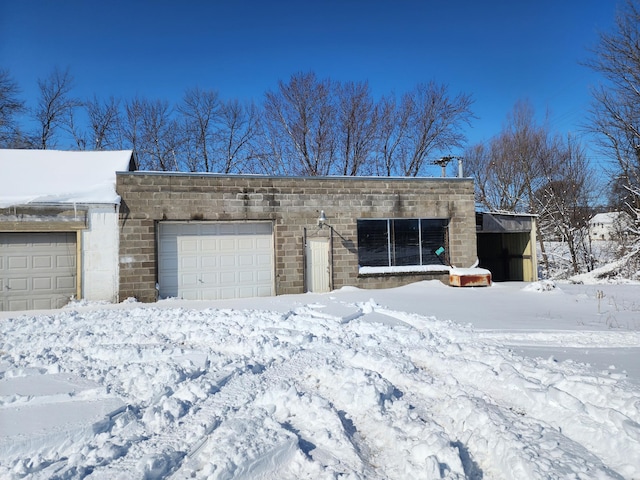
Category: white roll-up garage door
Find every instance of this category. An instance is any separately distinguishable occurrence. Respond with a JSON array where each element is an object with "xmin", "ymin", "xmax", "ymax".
[
  {"xmin": 158, "ymin": 222, "xmax": 275, "ymax": 300},
  {"xmin": 0, "ymin": 232, "xmax": 77, "ymax": 311}
]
